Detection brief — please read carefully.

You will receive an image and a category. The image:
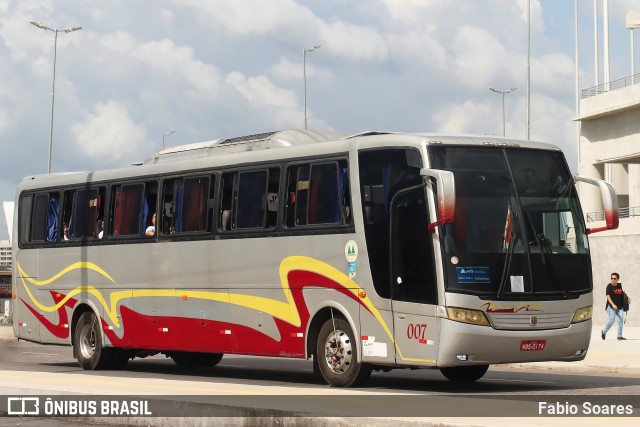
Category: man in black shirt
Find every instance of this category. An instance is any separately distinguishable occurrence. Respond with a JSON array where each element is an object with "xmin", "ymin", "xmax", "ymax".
[{"xmin": 601, "ymin": 273, "xmax": 629, "ymax": 340}]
